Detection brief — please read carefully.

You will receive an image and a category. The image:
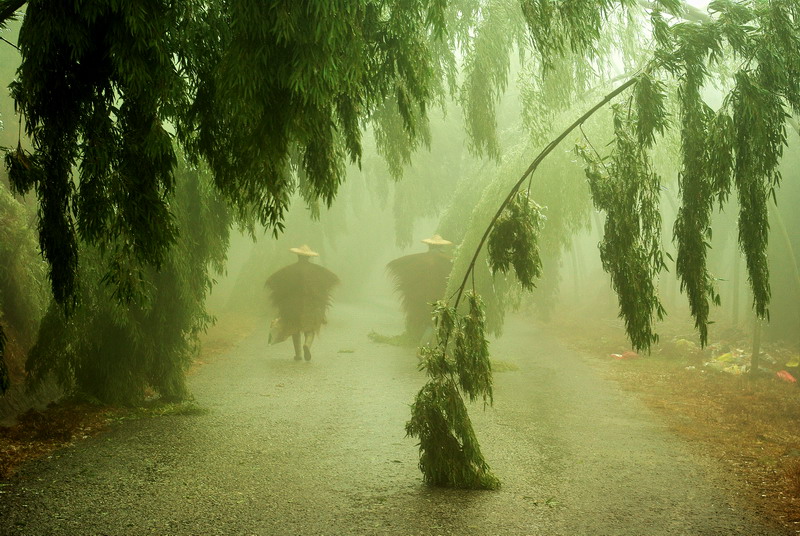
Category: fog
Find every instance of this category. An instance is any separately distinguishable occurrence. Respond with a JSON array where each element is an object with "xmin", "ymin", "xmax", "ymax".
[
  {"xmin": 207, "ymin": 97, "xmax": 799, "ymax": 351},
  {"xmin": 1, "ymin": 3, "xmax": 800, "ymax": 534}
]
